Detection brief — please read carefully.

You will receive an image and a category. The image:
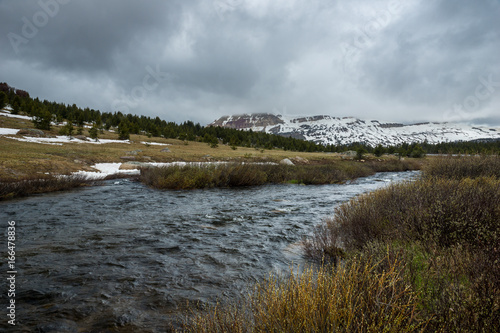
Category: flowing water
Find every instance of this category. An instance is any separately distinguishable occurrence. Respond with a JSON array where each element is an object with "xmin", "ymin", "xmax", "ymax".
[{"xmin": 0, "ymin": 171, "xmax": 418, "ymax": 332}]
